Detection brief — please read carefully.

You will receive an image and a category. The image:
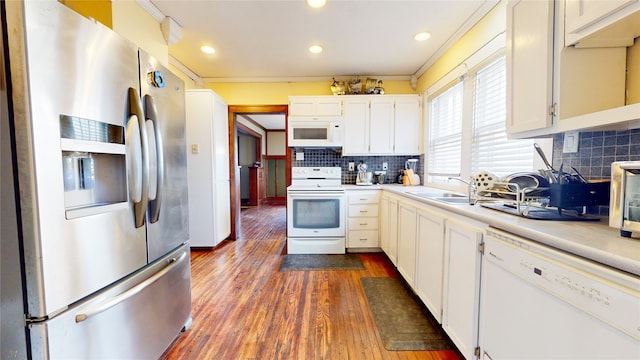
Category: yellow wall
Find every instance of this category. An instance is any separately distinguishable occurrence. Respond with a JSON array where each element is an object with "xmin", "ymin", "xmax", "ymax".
[
  {"xmin": 59, "ymin": 0, "xmax": 112, "ymax": 28},
  {"xmin": 627, "ymin": 37, "xmax": 640, "ymax": 104},
  {"xmin": 204, "ymin": 80, "xmax": 415, "ymax": 105},
  {"xmin": 111, "ymin": 2, "xmax": 168, "ymax": 65},
  {"xmin": 416, "ymin": 1, "xmax": 506, "ymax": 93}
]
